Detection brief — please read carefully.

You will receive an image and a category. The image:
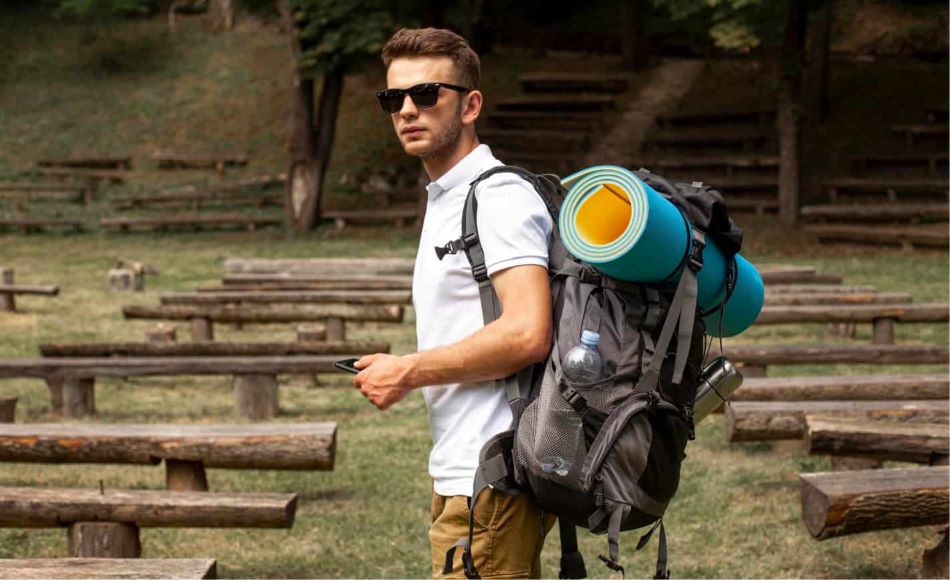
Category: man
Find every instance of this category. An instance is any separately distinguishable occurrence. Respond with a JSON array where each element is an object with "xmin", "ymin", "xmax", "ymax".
[{"xmin": 352, "ymin": 27, "xmax": 556, "ymax": 578}]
